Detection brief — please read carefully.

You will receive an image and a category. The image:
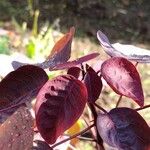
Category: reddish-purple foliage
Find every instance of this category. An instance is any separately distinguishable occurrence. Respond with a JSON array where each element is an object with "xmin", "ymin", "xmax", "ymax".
[
  {"xmin": 0, "ymin": 65, "xmax": 48, "ymax": 110},
  {"xmin": 1, "ymin": 27, "xmax": 150, "ymax": 149},
  {"xmin": 49, "ymin": 52, "xmax": 99, "ymax": 71},
  {"xmin": 67, "ymin": 67, "xmax": 81, "ymax": 78},
  {"xmin": 83, "ymin": 65, "xmax": 102, "ymax": 103},
  {"xmin": 12, "ymin": 27, "xmax": 75, "ymax": 70},
  {"xmin": 0, "ymin": 106, "xmax": 34, "ymax": 150},
  {"xmin": 47, "ymin": 27, "xmax": 75, "ymax": 63},
  {"xmin": 97, "ymin": 107, "xmax": 150, "ymax": 150},
  {"xmin": 35, "ymin": 75, "xmax": 87, "ymax": 144},
  {"xmin": 101, "ymin": 57, "xmax": 144, "ymax": 106}
]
